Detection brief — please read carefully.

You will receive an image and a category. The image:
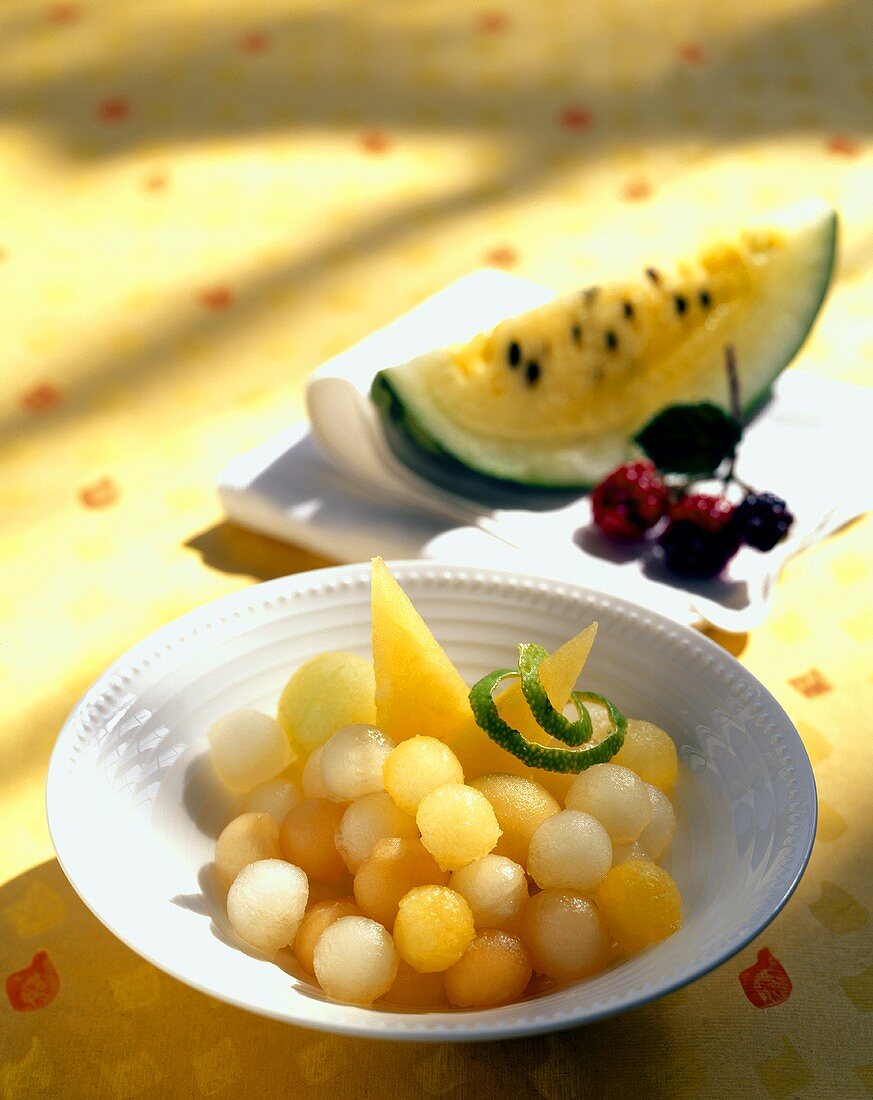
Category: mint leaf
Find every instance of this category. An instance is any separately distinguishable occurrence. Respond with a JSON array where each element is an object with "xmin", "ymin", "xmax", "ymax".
[{"xmin": 634, "ymin": 403, "xmax": 742, "ymax": 475}]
